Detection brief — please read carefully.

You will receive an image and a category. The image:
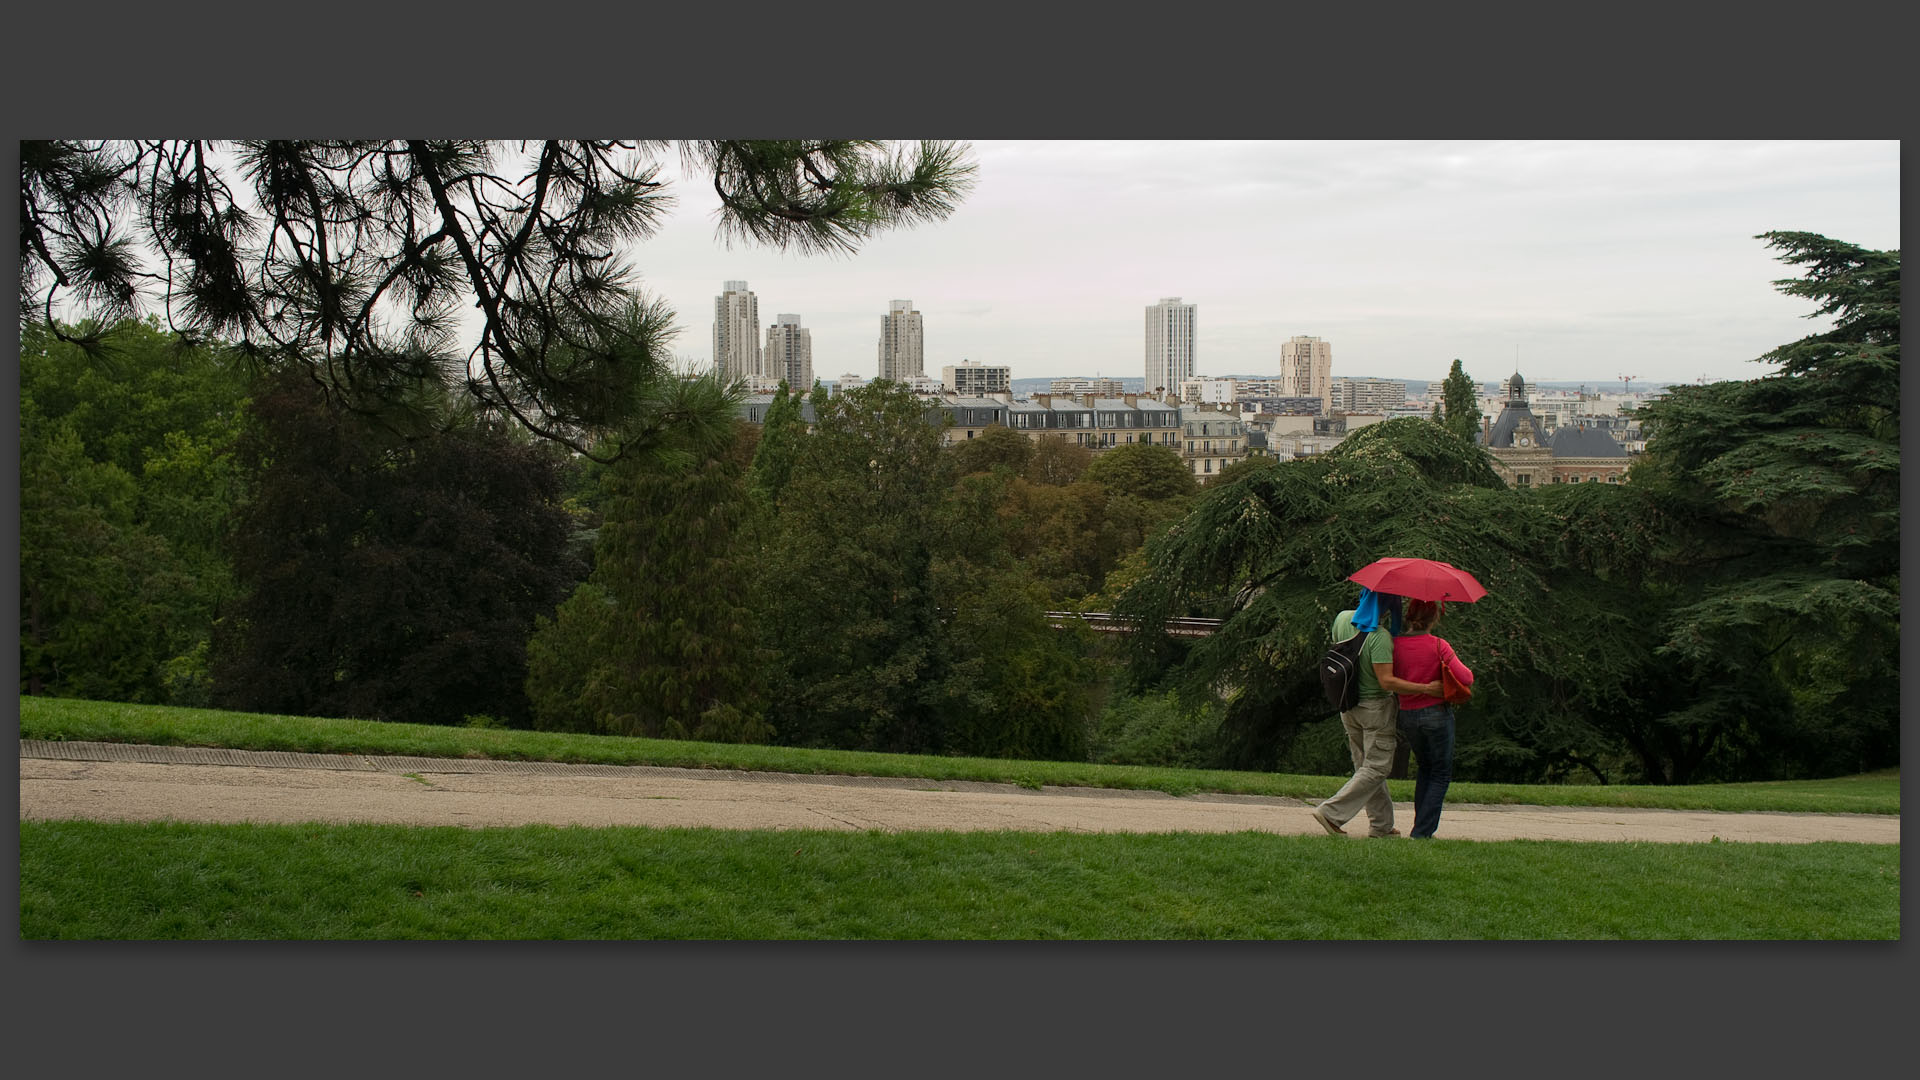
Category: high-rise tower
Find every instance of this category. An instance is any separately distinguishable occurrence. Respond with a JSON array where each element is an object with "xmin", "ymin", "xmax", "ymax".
[
  {"xmin": 764, "ymin": 314, "xmax": 813, "ymax": 391},
  {"xmin": 713, "ymin": 280, "xmax": 762, "ymax": 383},
  {"xmin": 1145, "ymin": 297, "xmax": 1196, "ymax": 396},
  {"xmin": 878, "ymin": 299, "xmax": 924, "ymax": 382},
  {"xmin": 1280, "ymin": 334, "xmax": 1333, "ymax": 413}
]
